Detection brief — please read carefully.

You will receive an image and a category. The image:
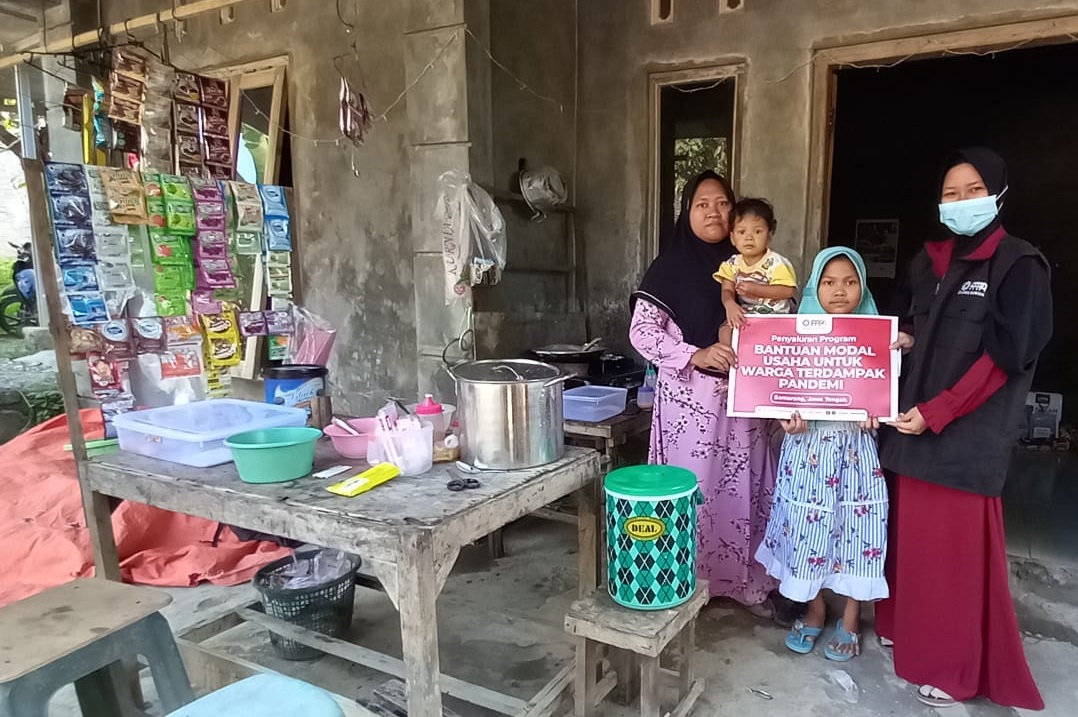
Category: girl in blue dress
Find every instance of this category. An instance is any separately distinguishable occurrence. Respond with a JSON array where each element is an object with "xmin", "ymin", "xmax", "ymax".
[{"xmin": 754, "ymin": 247, "xmax": 889, "ymax": 662}]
